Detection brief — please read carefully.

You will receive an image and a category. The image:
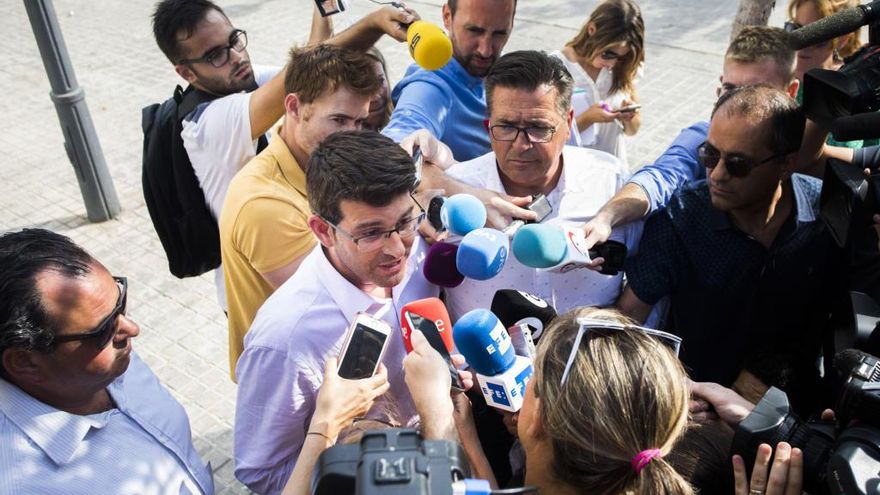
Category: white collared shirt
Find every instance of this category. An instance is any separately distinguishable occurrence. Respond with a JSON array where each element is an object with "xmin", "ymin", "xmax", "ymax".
[
  {"xmin": 445, "ymin": 146, "xmax": 643, "ymax": 321},
  {"xmin": 233, "ymin": 238, "xmax": 437, "ymax": 495},
  {"xmin": 0, "ymin": 352, "xmax": 213, "ymax": 495}
]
